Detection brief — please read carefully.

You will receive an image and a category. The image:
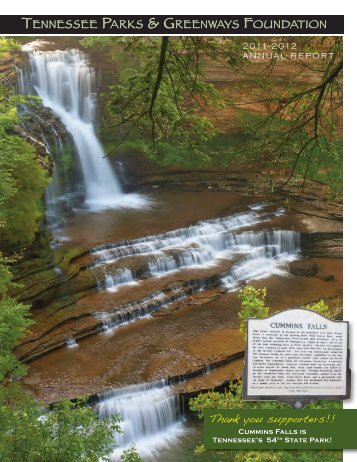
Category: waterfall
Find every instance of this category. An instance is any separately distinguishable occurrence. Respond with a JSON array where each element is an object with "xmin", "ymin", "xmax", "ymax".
[
  {"xmin": 91, "ymin": 209, "xmax": 300, "ymax": 295},
  {"xmin": 22, "ymin": 44, "xmax": 148, "ymax": 211},
  {"xmin": 15, "ymin": 66, "xmax": 26, "ymax": 94},
  {"xmin": 97, "ymin": 381, "xmax": 184, "ymax": 460},
  {"xmin": 66, "ymin": 336, "xmax": 78, "ymax": 348},
  {"xmin": 91, "ymin": 210, "xmax": 267, "ymax": 266},
  {"xmin": 41, "ymin": 125, "xmax": 70, "ymax": 230},
  {"xmin": 104, "ymin": 268, "xmax": 136, "ymax": 292},
  {"xmin": 93, "ymin": 289, "xmax": 186, "ymax": 332}
]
